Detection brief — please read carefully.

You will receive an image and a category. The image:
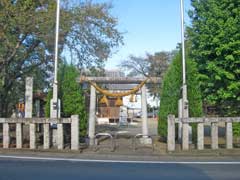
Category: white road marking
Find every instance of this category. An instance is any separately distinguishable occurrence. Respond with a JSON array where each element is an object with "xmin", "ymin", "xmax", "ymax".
[{"xmin": 0, "ymin": 155, "xmax": 240, "ymax": 164}]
